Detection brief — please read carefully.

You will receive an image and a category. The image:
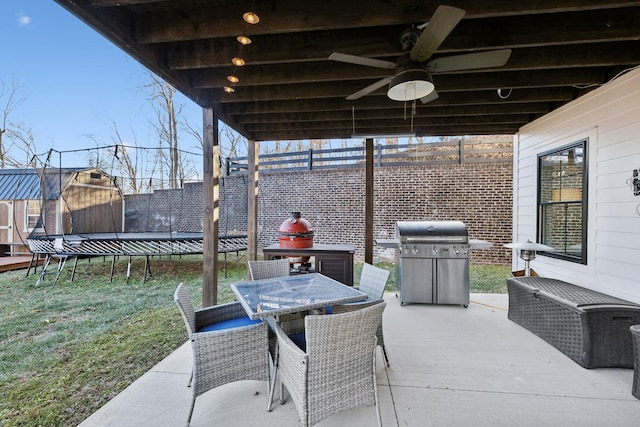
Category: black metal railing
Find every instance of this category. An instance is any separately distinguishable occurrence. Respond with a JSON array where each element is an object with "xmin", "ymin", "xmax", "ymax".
[{"xmin": 225, "ymin": 140, "xmax": 512, "ymax": 176}]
